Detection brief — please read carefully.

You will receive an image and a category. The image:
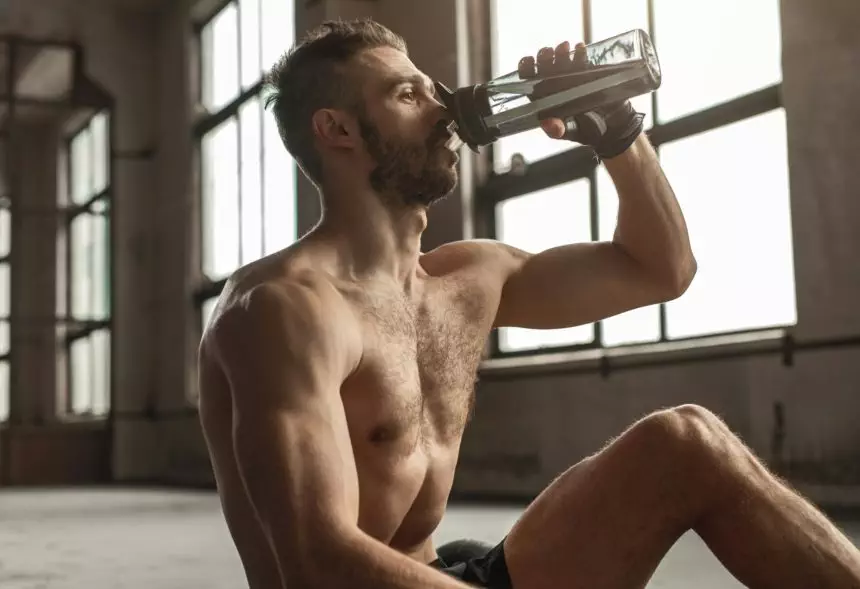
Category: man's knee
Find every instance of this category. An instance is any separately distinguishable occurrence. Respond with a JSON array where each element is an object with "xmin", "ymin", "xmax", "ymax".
[{"xmin": 637, "ymin": 404, "xmax": 740, "ymax": 465}]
